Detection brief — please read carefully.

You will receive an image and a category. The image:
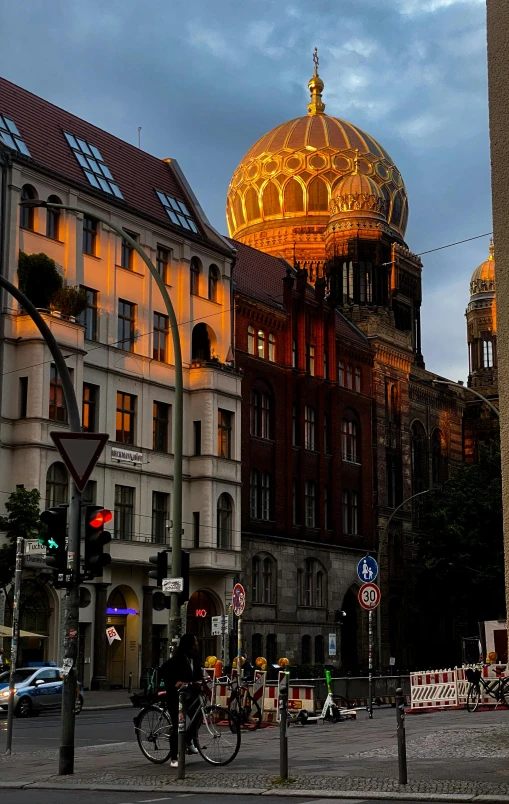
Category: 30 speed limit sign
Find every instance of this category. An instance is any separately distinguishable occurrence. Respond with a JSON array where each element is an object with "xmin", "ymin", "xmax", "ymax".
[{"xmin": 358, "ymin": 582, "xmax": 381, "ymax": 610}]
